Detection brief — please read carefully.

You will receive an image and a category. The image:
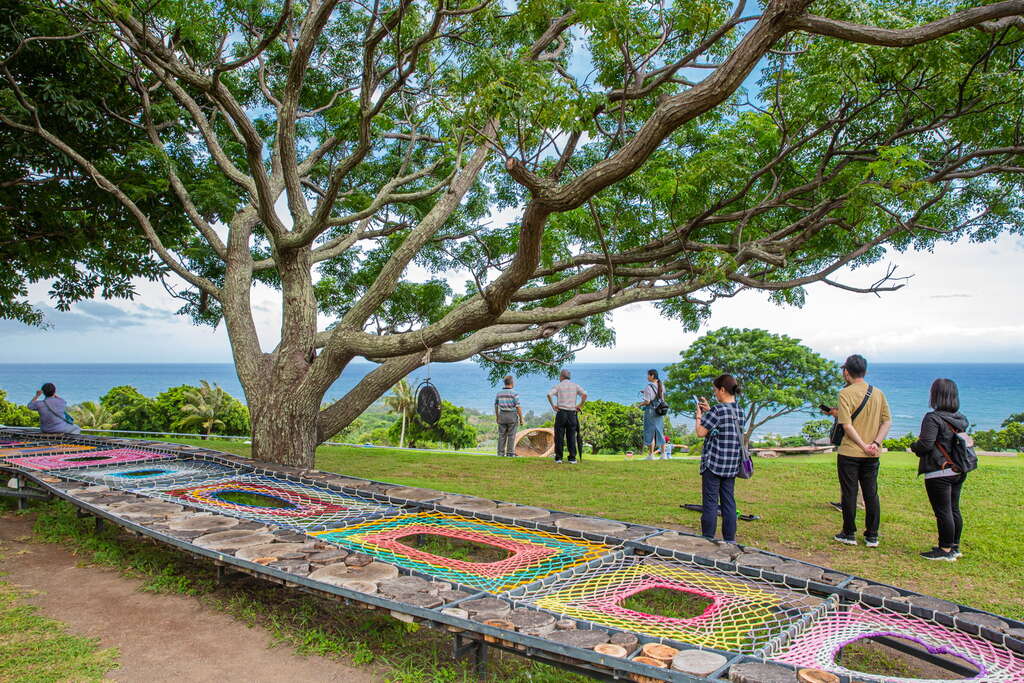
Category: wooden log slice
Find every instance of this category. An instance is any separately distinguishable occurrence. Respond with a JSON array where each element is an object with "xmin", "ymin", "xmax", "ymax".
[
  {"xmin": 857, "ymin": 584, "xmax": 901, "ymax": 599},
  {"xmin": 728, "ymin": 661, "xmax": 799, "ymax": 683},
  {"xmin": 336, "ymin": 579, "xmax": 378, "ymax": 593},
  {"xmin": 671, "ymin": 650, "xmax": 728, "ymax": 676},
  {"xmin": 631, "ymin": 655, "xmax": 667, "ymax": 667},
  {"xmin": 436, "ymin": 589, "xmax": 471, "ymax": 604},
  {"xmin": 461, "ymin": 597, "xmax": 511, "ymax": 616},
  {"xmin": 554, "ymin": 517, "xmax": 628, "ymax": 535},
  {"xmin": 492, "ymin": 504, "xmax": 551, "ymax": 520},
  {"xmin": 435, "ymin": 495, "xmax": 498, "ymax": 512},
  {"xmin": 167, "ymin": 515, "xmax": 239, "ymax": 532},
  {"xmin": 507, "ymin": 609, "xmax": 556, "ymax": 635},
  {"xmin": 482, "ymin": 618, "xmax": 515, "ymax": 632},
  {"xmin": 641, "ymin": 642, "xmax": 679, "ymax": 663},
  {"xmin": 546, "ymin": 629, "xmax": 609, "ymax": 649},
  {"xmin": 345, "ymin": 561, "xmax": 399, "ymax": 583},
  {"xmin": 593, "ymin": 643, "xmax": 628, "ymax": 658},
  {"xmin": 609, "ymin": 632, "xmax": 639, "ymax": 650},
  {"xmin": 235, "ymin": 542, "xmax": 307, "ymax": 562},
  {"xmin": 734, "ymin": 553, "xmax": 781, "ymax": 569},
  {"xmin": 904, "ymin": 595, "xmax": 959, "ymax": 615},
  {"xmin": 195, "ymin": 531, "xmax": 276, "ymax": 553},
  {"xmin": 399, "ymin": 593, "xmax": 443, "ymax": 609},
  {"xmin": 555, "ymin": 619, "xmax": 576, "ymax": 630},
  {"xmin": 377, "ymin": 576, "xmax": 432, "ymax": 596},
  {"xmin": 306, "ymin": 549, "xmax": 350, "ymax": 565},
  {"xmin": 344, "ymin": 553, "xmax": 373, "ymax": 567},
  {"xmin": 956, "ymin": 611, "xmax": 1009, "ymax": 632},
  {"xmin": 645, "ymin": 532, "xmax": 718, "ymax": 554},
  {"xmin": 775, "ymin": 562, "xmax": 825, "ymax": 580},
  {"xmin": 797, "ymin": 669, "xmax": 840, "ymax": 683}
]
